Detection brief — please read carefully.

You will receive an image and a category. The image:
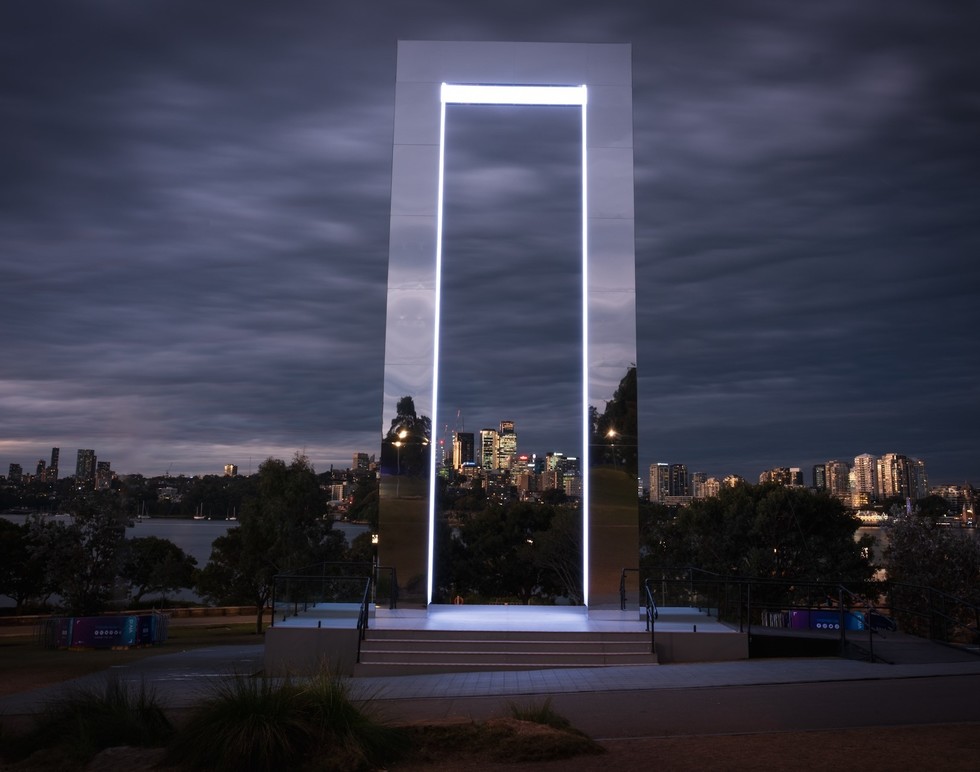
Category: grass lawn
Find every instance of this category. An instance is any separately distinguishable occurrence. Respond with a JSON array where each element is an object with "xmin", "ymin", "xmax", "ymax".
[{"xmin": 0, "ymin": 622, "xmax": 266, "ymax": 697}]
